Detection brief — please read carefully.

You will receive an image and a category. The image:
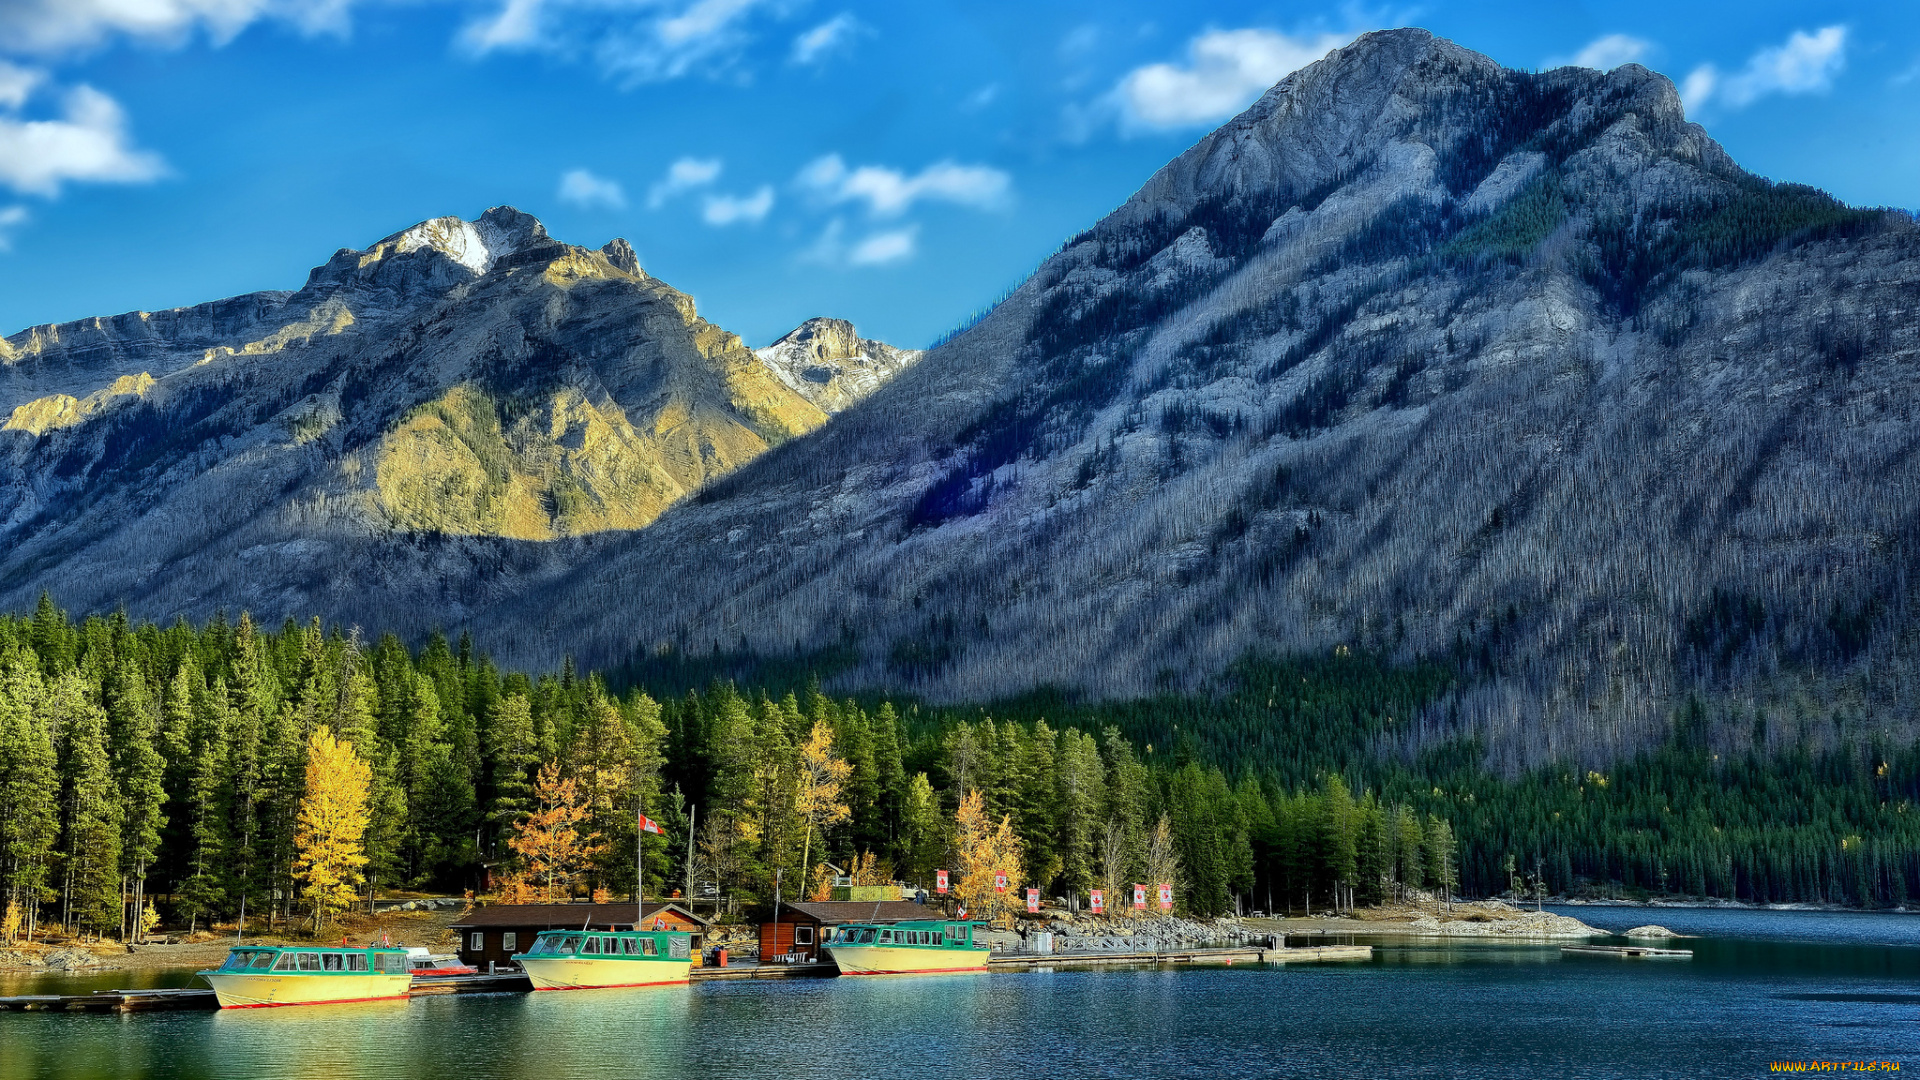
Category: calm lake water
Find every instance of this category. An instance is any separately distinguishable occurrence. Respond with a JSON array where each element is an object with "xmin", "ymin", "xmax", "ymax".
[{"xmin": 5, "ymin": 907, "xmax": 1919, "ymax": 1079}]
